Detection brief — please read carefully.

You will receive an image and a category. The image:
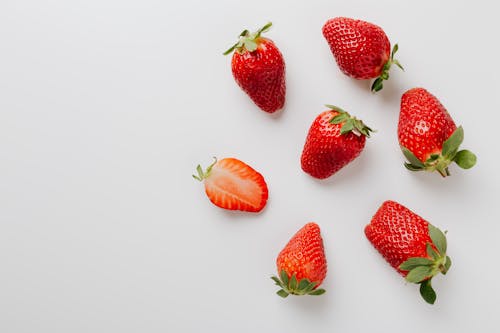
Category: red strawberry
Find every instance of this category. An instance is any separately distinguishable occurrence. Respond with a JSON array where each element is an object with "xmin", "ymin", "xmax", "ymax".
[
  {"xmin": 193, "ymin": 157, "xmax": 268, "ymax": 212},
  {"xmin": 301, "ymin": 105, "xmax": 373, "ymax": 179},
  {"xmin": 224, "ymin": 22, "xmax": 286, "ymax": 113},
  {"xmin": 322, "ymin": 17, "xmax": 403, "ymax": 92},
  {"xmin": 365, "ymin": 200, "xmax": 451, "ymax": 304},
  {"xmin": 272, "ymin": 223, "xmax": 327, "ymax": 297},
  {"xmin": 398, "ymin": 88, "xmax": 476, "ymax": 177}
]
